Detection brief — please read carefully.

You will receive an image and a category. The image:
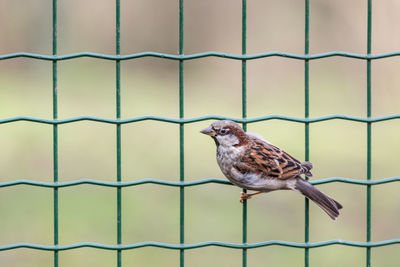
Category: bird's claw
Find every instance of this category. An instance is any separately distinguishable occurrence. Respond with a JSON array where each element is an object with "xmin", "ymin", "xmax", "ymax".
[{"xmin": 239, "ymin": 192, "xmax": 252, "ymax": 203}]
